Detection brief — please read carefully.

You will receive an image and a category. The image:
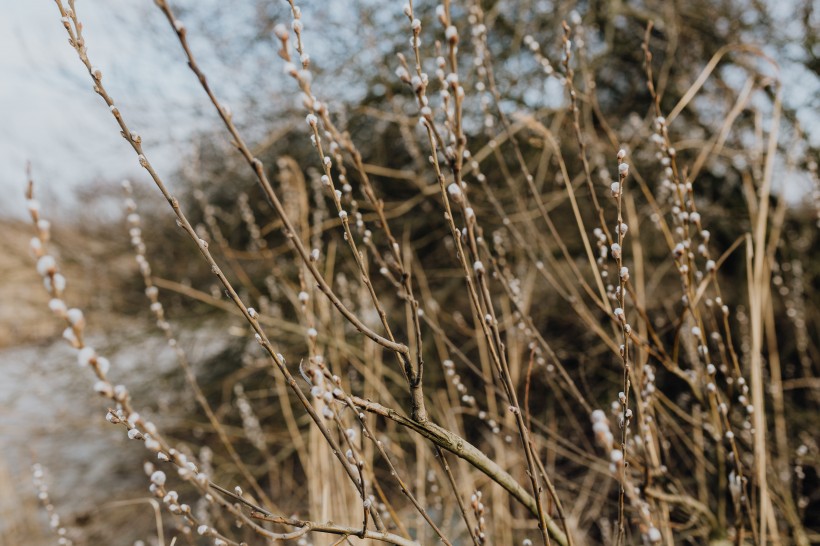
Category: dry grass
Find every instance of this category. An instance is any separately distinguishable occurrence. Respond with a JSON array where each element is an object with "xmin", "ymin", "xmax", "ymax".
[{"xmin": 8, "ymin": 0, "xmax": 819, "ymax": 545}]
